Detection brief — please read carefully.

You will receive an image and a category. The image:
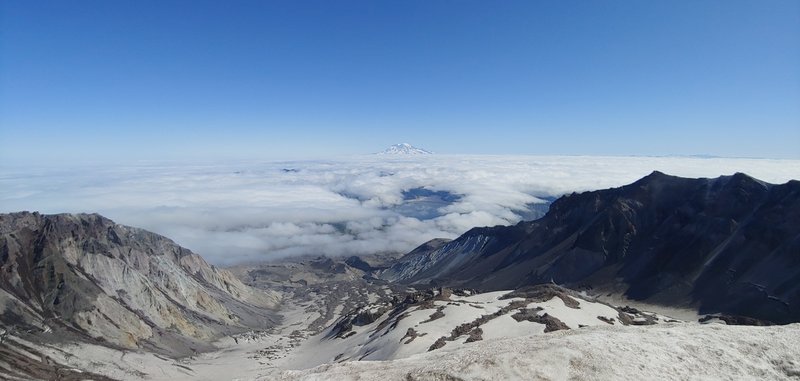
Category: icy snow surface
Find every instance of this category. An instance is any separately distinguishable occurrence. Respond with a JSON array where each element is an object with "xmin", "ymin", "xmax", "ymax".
[
  {"xmin": 277, "ymin": 323, "xmax": 800, "ymax": 381},
  {"xmin": 283, "ymin": 290, "xmax": 641, "ymax": 369},
  {"xmin": 19, "ymin": 289, "xmax": 800, "ymax": 381}
]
